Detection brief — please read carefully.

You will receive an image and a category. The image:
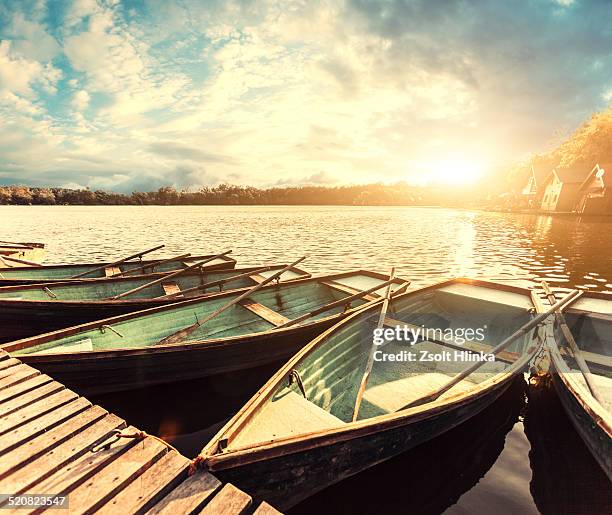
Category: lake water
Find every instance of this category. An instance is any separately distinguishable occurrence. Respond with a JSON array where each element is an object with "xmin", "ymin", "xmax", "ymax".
[
  {"xmin": 1, "ymin": 205, "xmax": 610, "ymax": 514},
  {"xmin": 2, "ymin": 205, "xmax": 611, "ymax": 292}
]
